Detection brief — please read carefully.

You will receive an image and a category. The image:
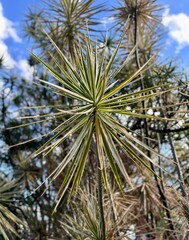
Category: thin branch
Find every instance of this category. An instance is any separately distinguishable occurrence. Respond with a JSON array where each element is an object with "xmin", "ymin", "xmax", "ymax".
[{"xmin": 149, "ymin": 126, "xmax": 189, "ymax": 133}]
